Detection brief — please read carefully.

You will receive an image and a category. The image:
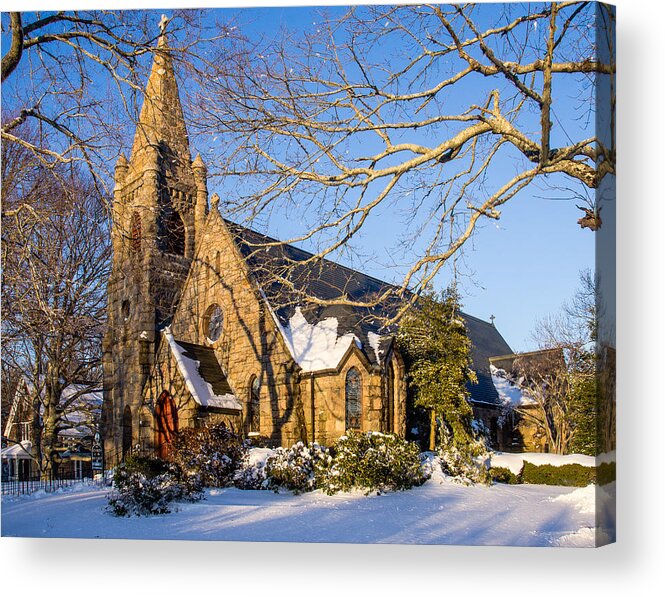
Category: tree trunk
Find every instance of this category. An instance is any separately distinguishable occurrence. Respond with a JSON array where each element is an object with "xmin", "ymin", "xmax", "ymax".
[{"xmin": 429, "ymin": 410, "xmax": 437, "ymax": 451}]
